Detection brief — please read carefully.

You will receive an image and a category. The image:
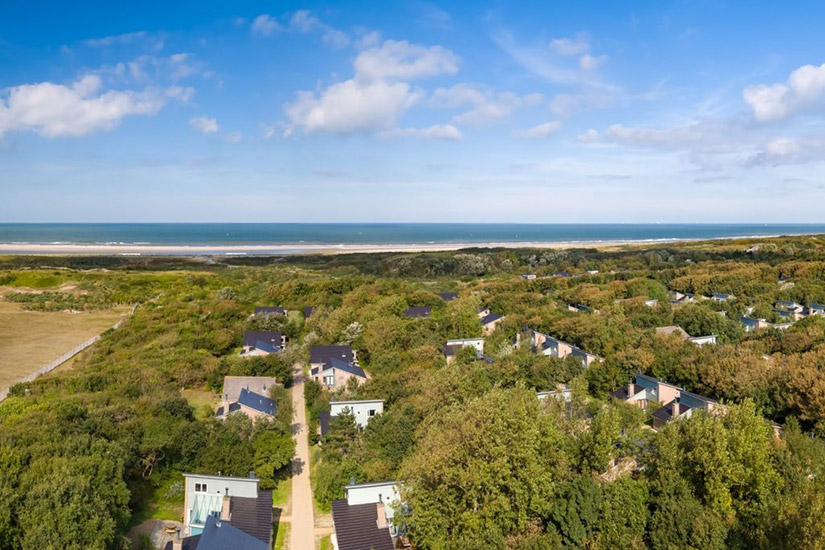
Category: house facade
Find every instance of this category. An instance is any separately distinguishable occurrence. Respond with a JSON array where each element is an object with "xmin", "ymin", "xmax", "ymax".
[
  {"xmin": 522, "ymin": 329, "xmax": 600, "ymax": 367},
  {"xmin": 444, "ymin": 338, "xmax": 485, "ymax": 365},
  {"xmin": 611, "ymin": 373, "xmax": 721, "ymax": 429},
  {"xmin": 330, "ymin": 399, "xmax": 384, "ymax": 429},
  {"xmin": 309, "ymin": 345, "xmax": 368, "ymax": 390},
  {"xmin": 479, "ymin": 312, "xmax": 504, "ymax": 336}
]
